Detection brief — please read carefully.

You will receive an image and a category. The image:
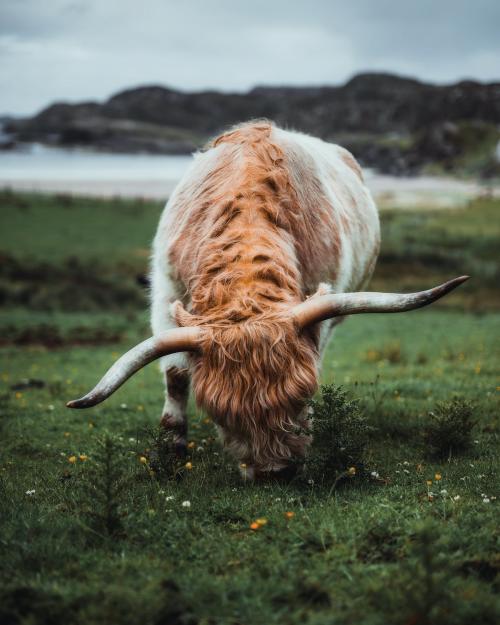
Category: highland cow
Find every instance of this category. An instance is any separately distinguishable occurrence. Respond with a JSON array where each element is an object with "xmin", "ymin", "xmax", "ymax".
[{"xmin": 68, "ymin": 121, "xmax": 467, "ymax": 479}]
